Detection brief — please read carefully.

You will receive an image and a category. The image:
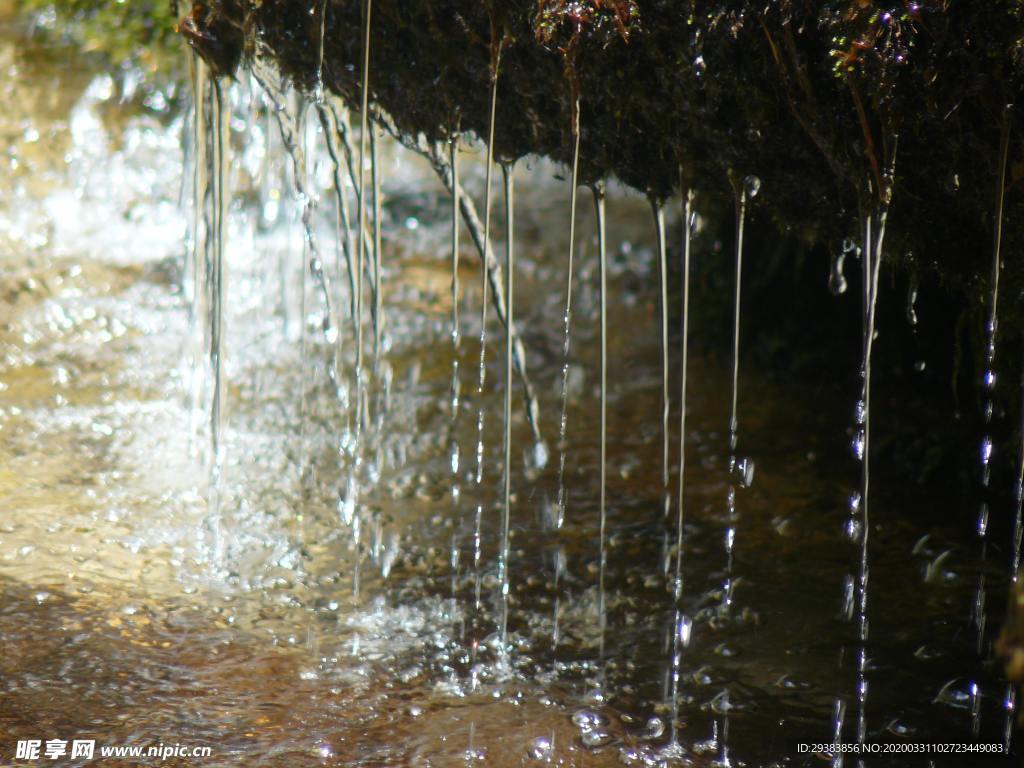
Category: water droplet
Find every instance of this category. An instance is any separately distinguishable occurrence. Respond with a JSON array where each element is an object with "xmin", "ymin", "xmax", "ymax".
[
  {"xmin": 829, "ymin": 251, "xmax": 848, "ymax": 295},
  {"xmin": 677, "ymin": 614, "xmax": 693, "ymax": 647},
  {"xmin": 743, "ymin": 175, "xmax": 761, "ymax": 198},
  {"xmin": 572, "ymin": 710, "xmax": 604, "ymax": 731},
  {"xmin": 842, "ymin": 575, "xmax": 855, "ymax": 620},
  {"xmin": 848, "ymin": 492, "xmax": 862, "ymax": 513},
  {"xmin": 852, "ymin": 429, "xmax": 865, "ymax": 461},
  {"xmin": 642, "ymin": 716, "xmax": 665, "ymax": 739}
]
